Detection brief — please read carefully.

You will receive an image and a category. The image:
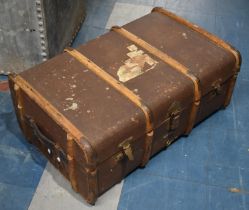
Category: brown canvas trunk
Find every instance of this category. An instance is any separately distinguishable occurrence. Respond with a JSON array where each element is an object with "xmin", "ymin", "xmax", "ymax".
[{"xmin": 8, "ymin": 8, "xmax": 241, "ymax": 205}]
